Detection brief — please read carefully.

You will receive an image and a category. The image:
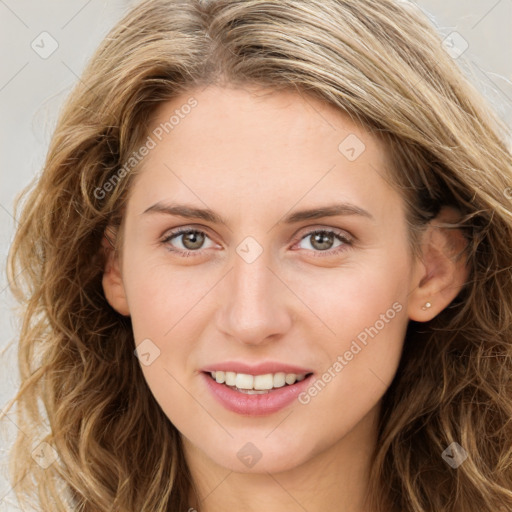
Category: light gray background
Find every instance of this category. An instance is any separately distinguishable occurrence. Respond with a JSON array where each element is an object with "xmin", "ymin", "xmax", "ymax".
[{"xmin": 1, "ymin": 1, "xmax": 511, "ymax": 509}]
